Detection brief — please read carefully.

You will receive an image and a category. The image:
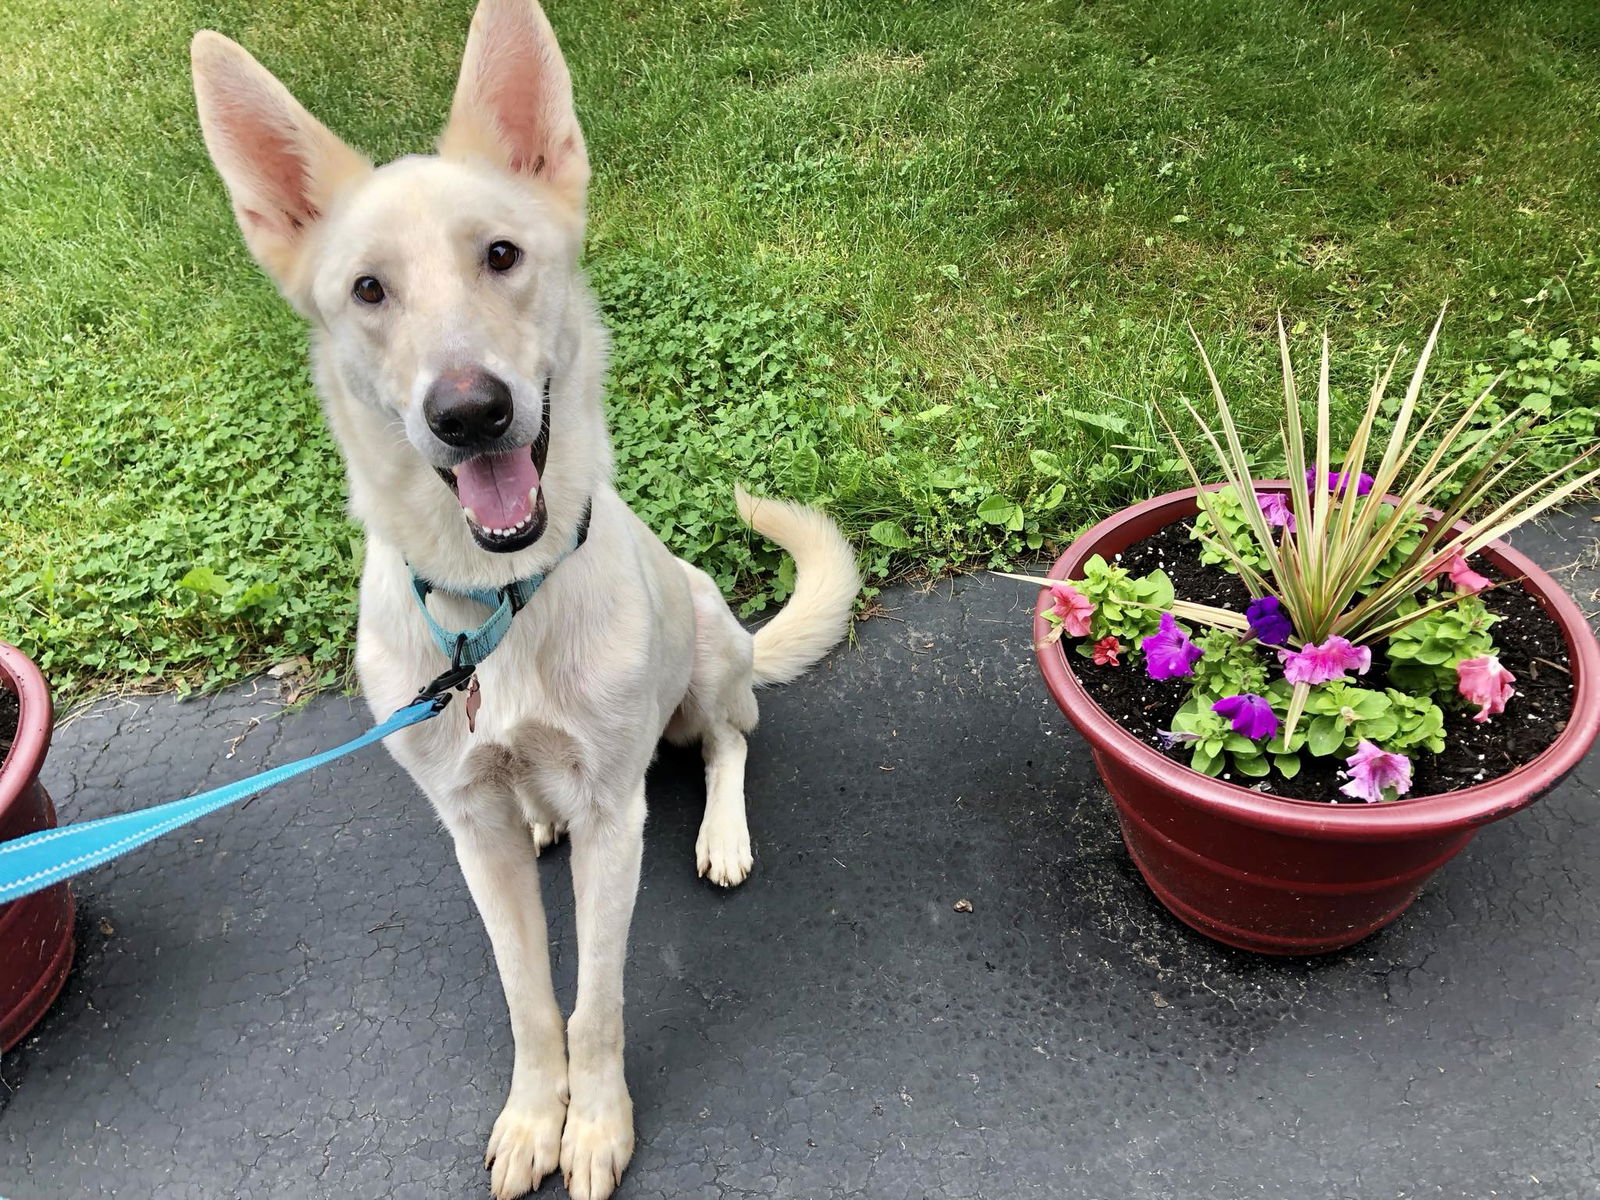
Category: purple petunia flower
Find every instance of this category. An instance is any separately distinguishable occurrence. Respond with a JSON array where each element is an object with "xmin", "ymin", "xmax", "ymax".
[
  {"xmin": 1212, "ymin": 694, "xmax": 1280, "ymax": 741},
  {"xmin": 1305, "ymin": 468, "xmax": 1374, "ymax": 498},
  {"xmin": 1141, "ymin": 613, "xmax": 1204, "ymax": 680},
  {"xmin": 1279, "ymin": 636, "xmax": 1371, "ymax": 686},
  {"xmin": 1245, "ymin": 596, "xmax": 1293, "ymax": 646},
  {"xmin": 1156, "ymin": 729, "xmax": 1202, "ymax": 749},
  {"xmin": 1338, "ymin": 740, "xmax": 1413, "ymax": 803},
  {"xmin": 1255, "ymin": 491, "xmax": 1296, "ymax": 533}
]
